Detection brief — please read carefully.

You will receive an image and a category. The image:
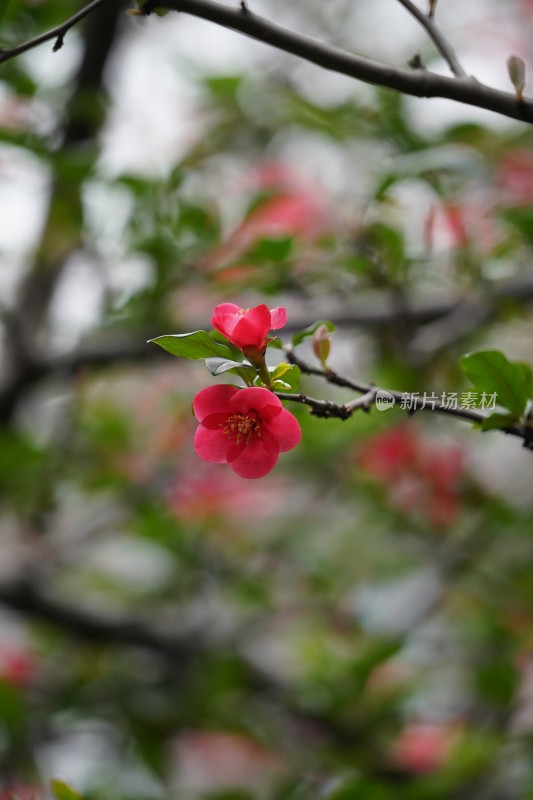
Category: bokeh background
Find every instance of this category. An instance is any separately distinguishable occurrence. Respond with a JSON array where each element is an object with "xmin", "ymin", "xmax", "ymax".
[{"xmin": 2, "ymin": 0, "xmax": 533, "ymax": 796}]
